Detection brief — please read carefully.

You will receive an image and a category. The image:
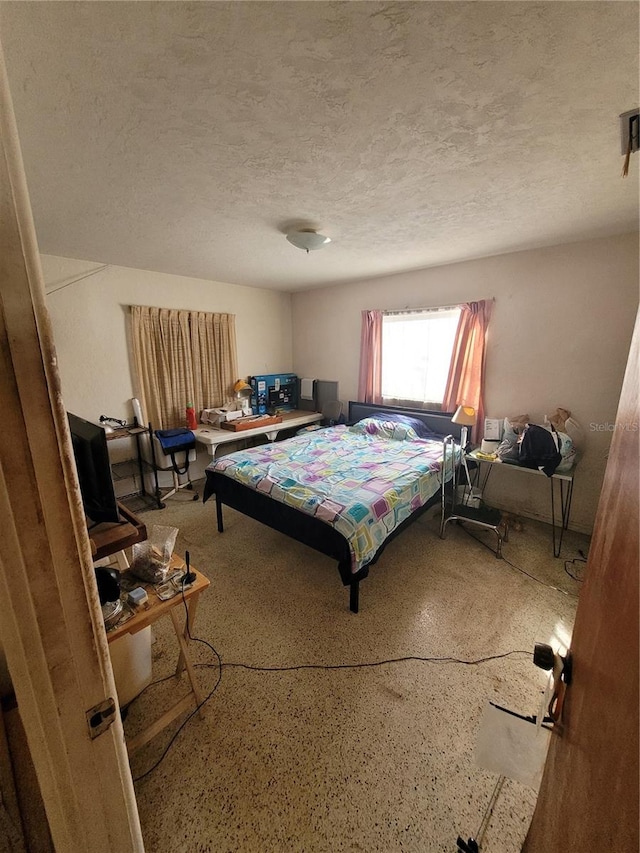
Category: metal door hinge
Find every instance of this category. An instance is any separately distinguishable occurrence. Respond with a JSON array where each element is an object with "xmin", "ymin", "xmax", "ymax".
[{"xmin": 86, "ymin": 698, "xmax": 117, "ymax": 739}]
